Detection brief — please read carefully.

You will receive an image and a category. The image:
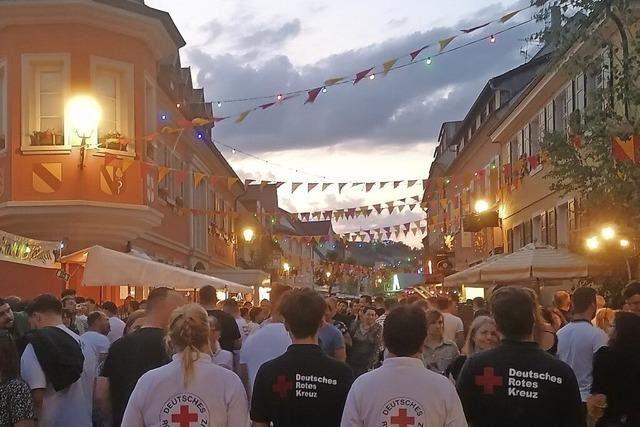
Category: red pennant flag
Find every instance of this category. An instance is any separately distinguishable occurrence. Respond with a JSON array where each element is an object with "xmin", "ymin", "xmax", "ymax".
[
  {"xmin": 140, "ymin": 162, "xmax": 154, "ymax": 177},
  {"xmin": 612, "ymin": 136, "xmax": 640, "ymax": 162},
  {"xmin": 305, "ymin": 87, "xmax": 323, "ymax": 104},
  {"xmin": 176, "ymin": 118, "xmax": 194, "ymax": 128},
  {"xmin": 354, "ymin": 67, "xmax": 374, "ymax": 84},
  {"xmin": 410, "ymin": 46, "xmax": 428, "ymax": 61},
  {"xmin": 175, "ymin": 170, "xmax": 187, "ymax": 184},
  {"xmin": 210, "ymin": 176, "xmax": 219, "ymax": 188},
  {"xmin": 461, "ymin": 22, "xmax": 491, "ymax": 33},
  {"xmin": 527, "ymin": 155, "xmax": 539, "ymax": 170}
]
